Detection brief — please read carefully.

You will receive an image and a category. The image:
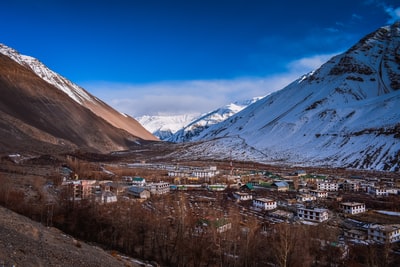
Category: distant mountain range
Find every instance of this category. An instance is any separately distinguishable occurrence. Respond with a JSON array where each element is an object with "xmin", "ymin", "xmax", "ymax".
[
  {"xmin": 1, "ymin": 22, "xmax": 399, "ymax": 171},
  {"xmin": 167, "ymin": 98, "xmax": 262, "ymax": 142},
  {"xmin": 167, "ymin": 22, "xmax": 400, "ymax": 171},
  {"xmin": 0, "ymin": 44, "xmax": 157, "ymax": 154},
  {"xmin": 137, "ymin": 114, "xmax": 199, "ymax": 140},
  {"xmin": 137, "ymin": 98, "xmax": 262, "ymax": 141}
]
